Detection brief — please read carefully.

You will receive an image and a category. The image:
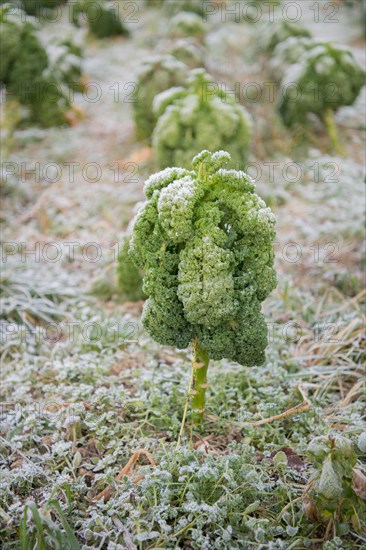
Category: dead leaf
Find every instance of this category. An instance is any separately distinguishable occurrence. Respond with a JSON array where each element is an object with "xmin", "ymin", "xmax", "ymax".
[
  {"xmin": 303, "ymin": 495, "xmax": 319, "ymax": 522},
  {"xmin": 112, "ymin": 517, "xmax": 137, "ymax": 550},
  {"xmin": 353, "ymin": 468, "xmax": 366, "ymax": 500},
  {"xmin": 39, "ymin": 436, "xmax": 53, "ymax": 454},
  {"xmin": 109, "ymin": 352, "xmax": 145, "ymax": 375},
  {"xmin": 94, "ymin": 449, "xmax": 156, "ymax": 502},
  {"xmin": 65, "ymin": 105, "xmax": 85, "ymax": 126},
  {"xmin": 79, "ymin": 74, "xmax": 89, "ymax": 91},
  {"xmin": 159, "ymin": 353, "xmax": 177, "ymax": 365},
  {"xmin": 10, "ymin": 458, "xmax": 24, "ymax": 469},
  {"xmin": 117, "ymin": 147, "xmax": 153, "ymax": 166}
]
